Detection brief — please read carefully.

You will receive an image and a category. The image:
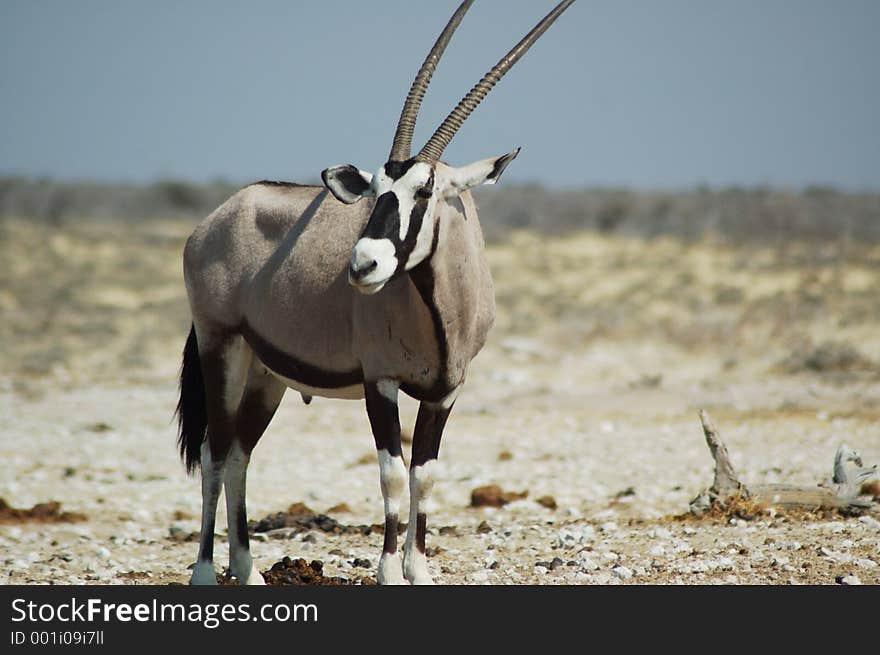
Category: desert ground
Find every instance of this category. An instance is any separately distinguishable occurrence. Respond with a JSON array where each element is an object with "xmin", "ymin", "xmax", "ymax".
[{"xmin": 1, "ymin": 211, "xmax": 878, "ymax": 585}]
